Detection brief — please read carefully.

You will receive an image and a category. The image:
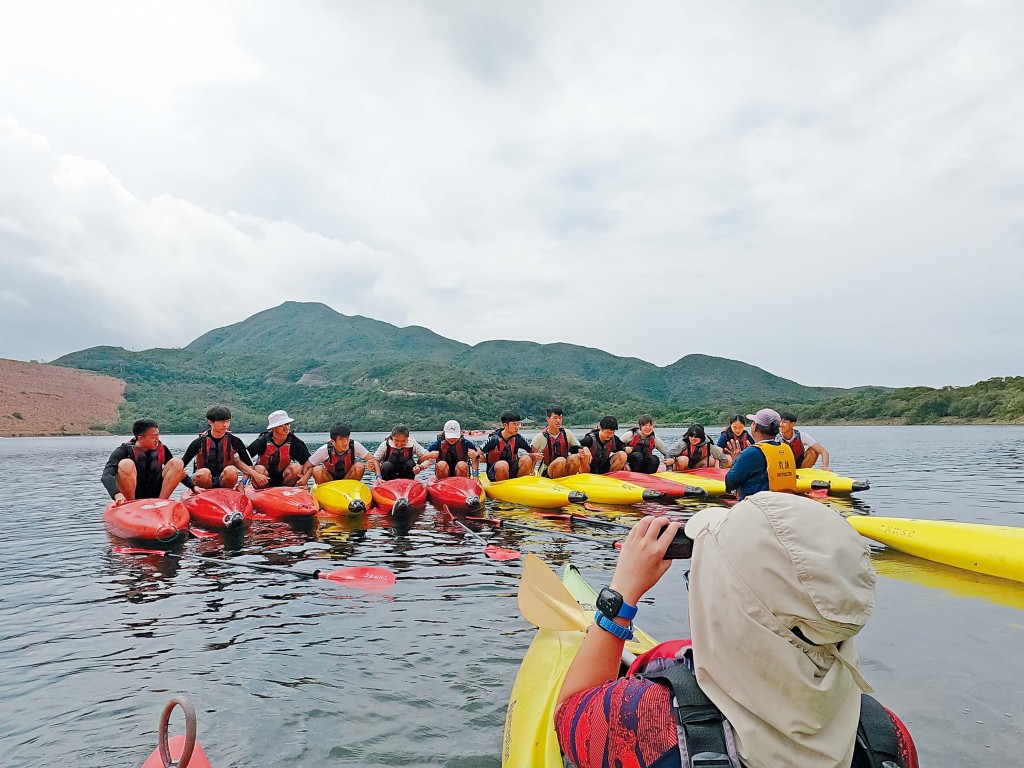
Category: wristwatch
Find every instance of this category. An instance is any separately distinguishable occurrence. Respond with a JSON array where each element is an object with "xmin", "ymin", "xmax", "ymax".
[
  {"xmin": 596, "ymin": 587, "xmax": 638, "ymax": 621},
  {"xmin": 594, "ymin": 611, "xmax": 634, "ymax": 641}
]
